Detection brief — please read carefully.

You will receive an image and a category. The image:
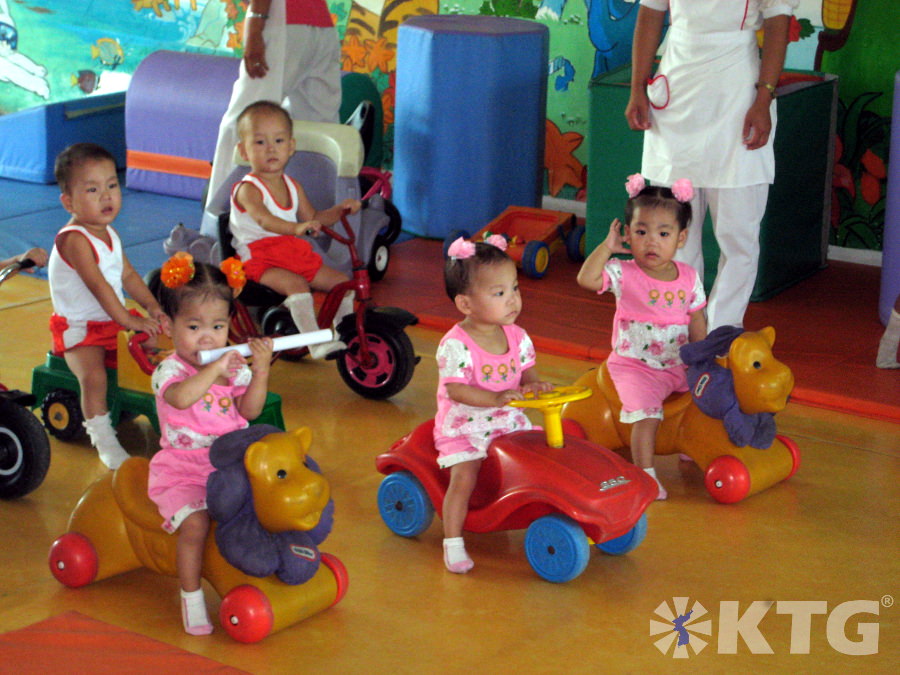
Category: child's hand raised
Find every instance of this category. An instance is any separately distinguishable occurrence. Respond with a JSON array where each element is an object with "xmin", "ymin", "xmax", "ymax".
[
  {"xmin": 603, "ymin": 218, "xmax": 630, "ymax": 256},
  {"xmin": 246, "ymin": 336, "xmax": 273, "ymax": 376},
  {"xmin": 210, "ymin": 349, "xmax": 246, "ymax": 378}
]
